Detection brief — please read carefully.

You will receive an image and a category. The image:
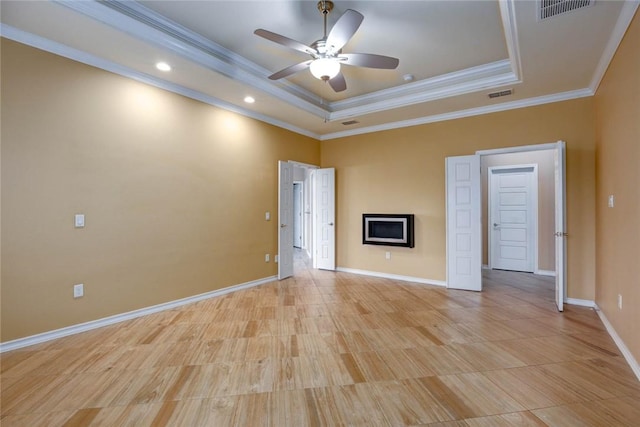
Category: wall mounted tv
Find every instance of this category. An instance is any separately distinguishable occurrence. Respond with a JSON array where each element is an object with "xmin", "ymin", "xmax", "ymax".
[{"xmin": 362, "ymin": 214, "xmax": 415, "ymax": 248}]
